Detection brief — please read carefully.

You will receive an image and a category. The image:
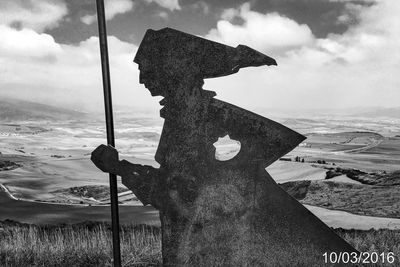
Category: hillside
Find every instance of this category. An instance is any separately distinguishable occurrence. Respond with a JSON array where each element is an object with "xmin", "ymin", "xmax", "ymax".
[
  {"xmin": 0, "ymin": 98, "xmax": 87, "ymax": 121},
  {"xmin": 351, "ymin": 107, "xmax": 400, "ymax": 118}
]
